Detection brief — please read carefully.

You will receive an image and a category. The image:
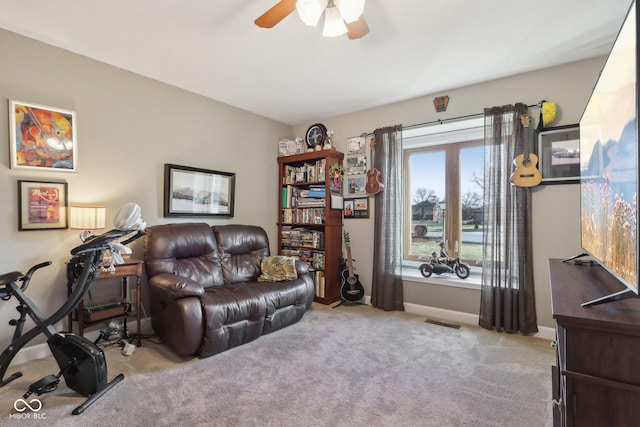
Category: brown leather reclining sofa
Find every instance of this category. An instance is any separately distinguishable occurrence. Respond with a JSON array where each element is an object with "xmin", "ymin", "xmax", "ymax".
[{"xmin": 143, "ymin": 222, "xmax": 315, "ymax": 357}]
